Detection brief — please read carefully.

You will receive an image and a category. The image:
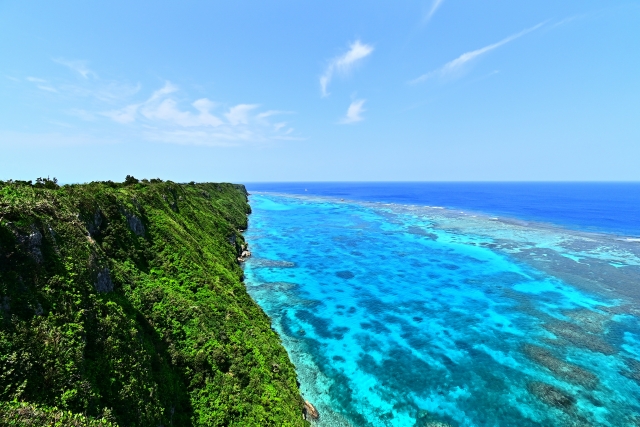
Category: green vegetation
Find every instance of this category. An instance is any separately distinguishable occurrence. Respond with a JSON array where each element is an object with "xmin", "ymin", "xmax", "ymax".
[
  {"xmin": 0, "ymin": 401, "xmax": 116, "ymax": 426},
  {"xmin": 0, "ymin": 179, "xmax": 308, "ymax": 426}
]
